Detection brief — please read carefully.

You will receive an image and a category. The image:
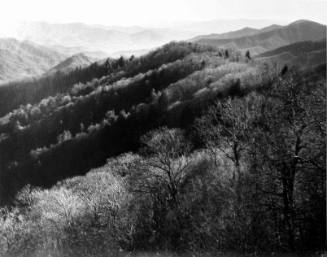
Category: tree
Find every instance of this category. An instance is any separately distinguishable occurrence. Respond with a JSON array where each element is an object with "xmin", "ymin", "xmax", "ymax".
[
  {"xmin": 117, "ymin": 56, "xmax": 125, "ymax": 68},
  {"xmin": 195, "ymin": 94, "xmax": 264, "ymax": 250},
  {"xmin": 57, "ymin": 130, "xmax": 72, "ymax": 143},
  {"xmin": 132, "ymin": 128, "xmax": 192, "ymax": 208},
  {"xmin": 281, "ymin": 65, "xmax": 288, "ymax": 76},
  {"xmin": 128, "ymin": 127, "xmax": 213, "ymax": 249},
  {"xmin": 245, "ymin": 50, "xmax": 251, "ymax": 60},
  {"xmin": 224, "ymin": 50, "xmax": 229, "ymax": 59},
  {"xmin": 195, "ymin": 94, "xmax": 259, "ymax": 183}
]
